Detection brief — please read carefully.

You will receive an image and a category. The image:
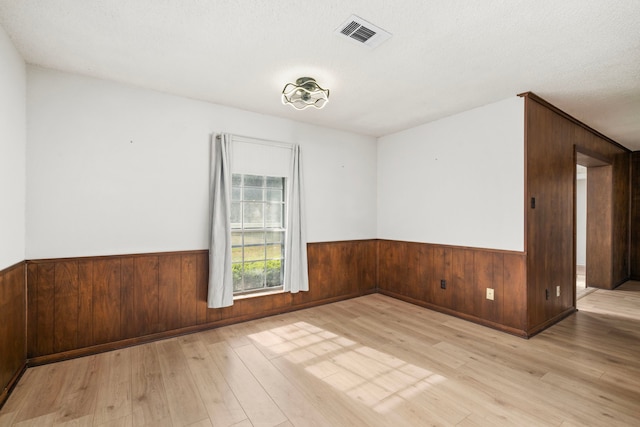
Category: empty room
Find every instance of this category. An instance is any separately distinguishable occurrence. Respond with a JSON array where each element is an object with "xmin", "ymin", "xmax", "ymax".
[{"xmin": 1, "ymin": 1, "xmax": 639, "ymax": 426}]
